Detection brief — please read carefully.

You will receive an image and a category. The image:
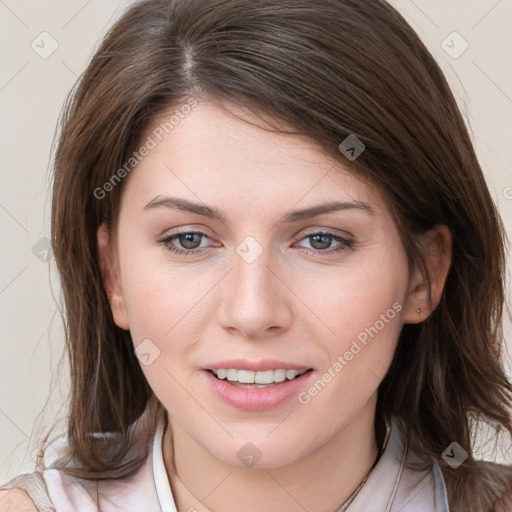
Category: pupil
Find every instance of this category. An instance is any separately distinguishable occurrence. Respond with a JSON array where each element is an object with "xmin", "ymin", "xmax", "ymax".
[
  {"xmin": 311, "ymin": 234, "xmax": 331, "ymax": 250},
  {"xmin": 180, "ymin": 233, "xmax": 201, "ymax": 249}
]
